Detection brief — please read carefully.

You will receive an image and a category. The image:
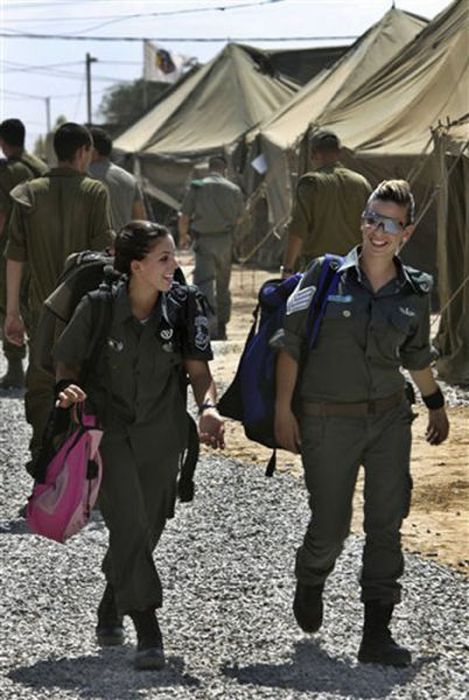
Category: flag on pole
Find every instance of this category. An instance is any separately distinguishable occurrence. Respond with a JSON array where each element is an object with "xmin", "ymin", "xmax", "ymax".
[{"xmin": 143, "ymin": 40, "xmax": 186, "ymax": 83}]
